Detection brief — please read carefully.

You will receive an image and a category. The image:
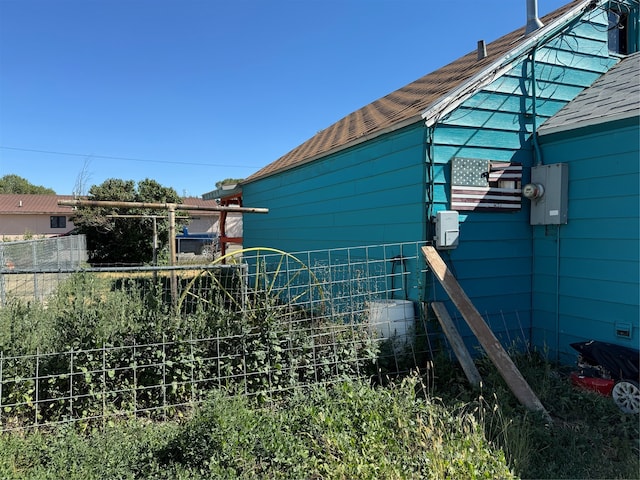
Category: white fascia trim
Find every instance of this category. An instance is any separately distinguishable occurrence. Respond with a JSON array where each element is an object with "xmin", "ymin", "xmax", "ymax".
[{"xmin": 421, "ymin": 0, "xmax": 602, "ymax": 128}]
